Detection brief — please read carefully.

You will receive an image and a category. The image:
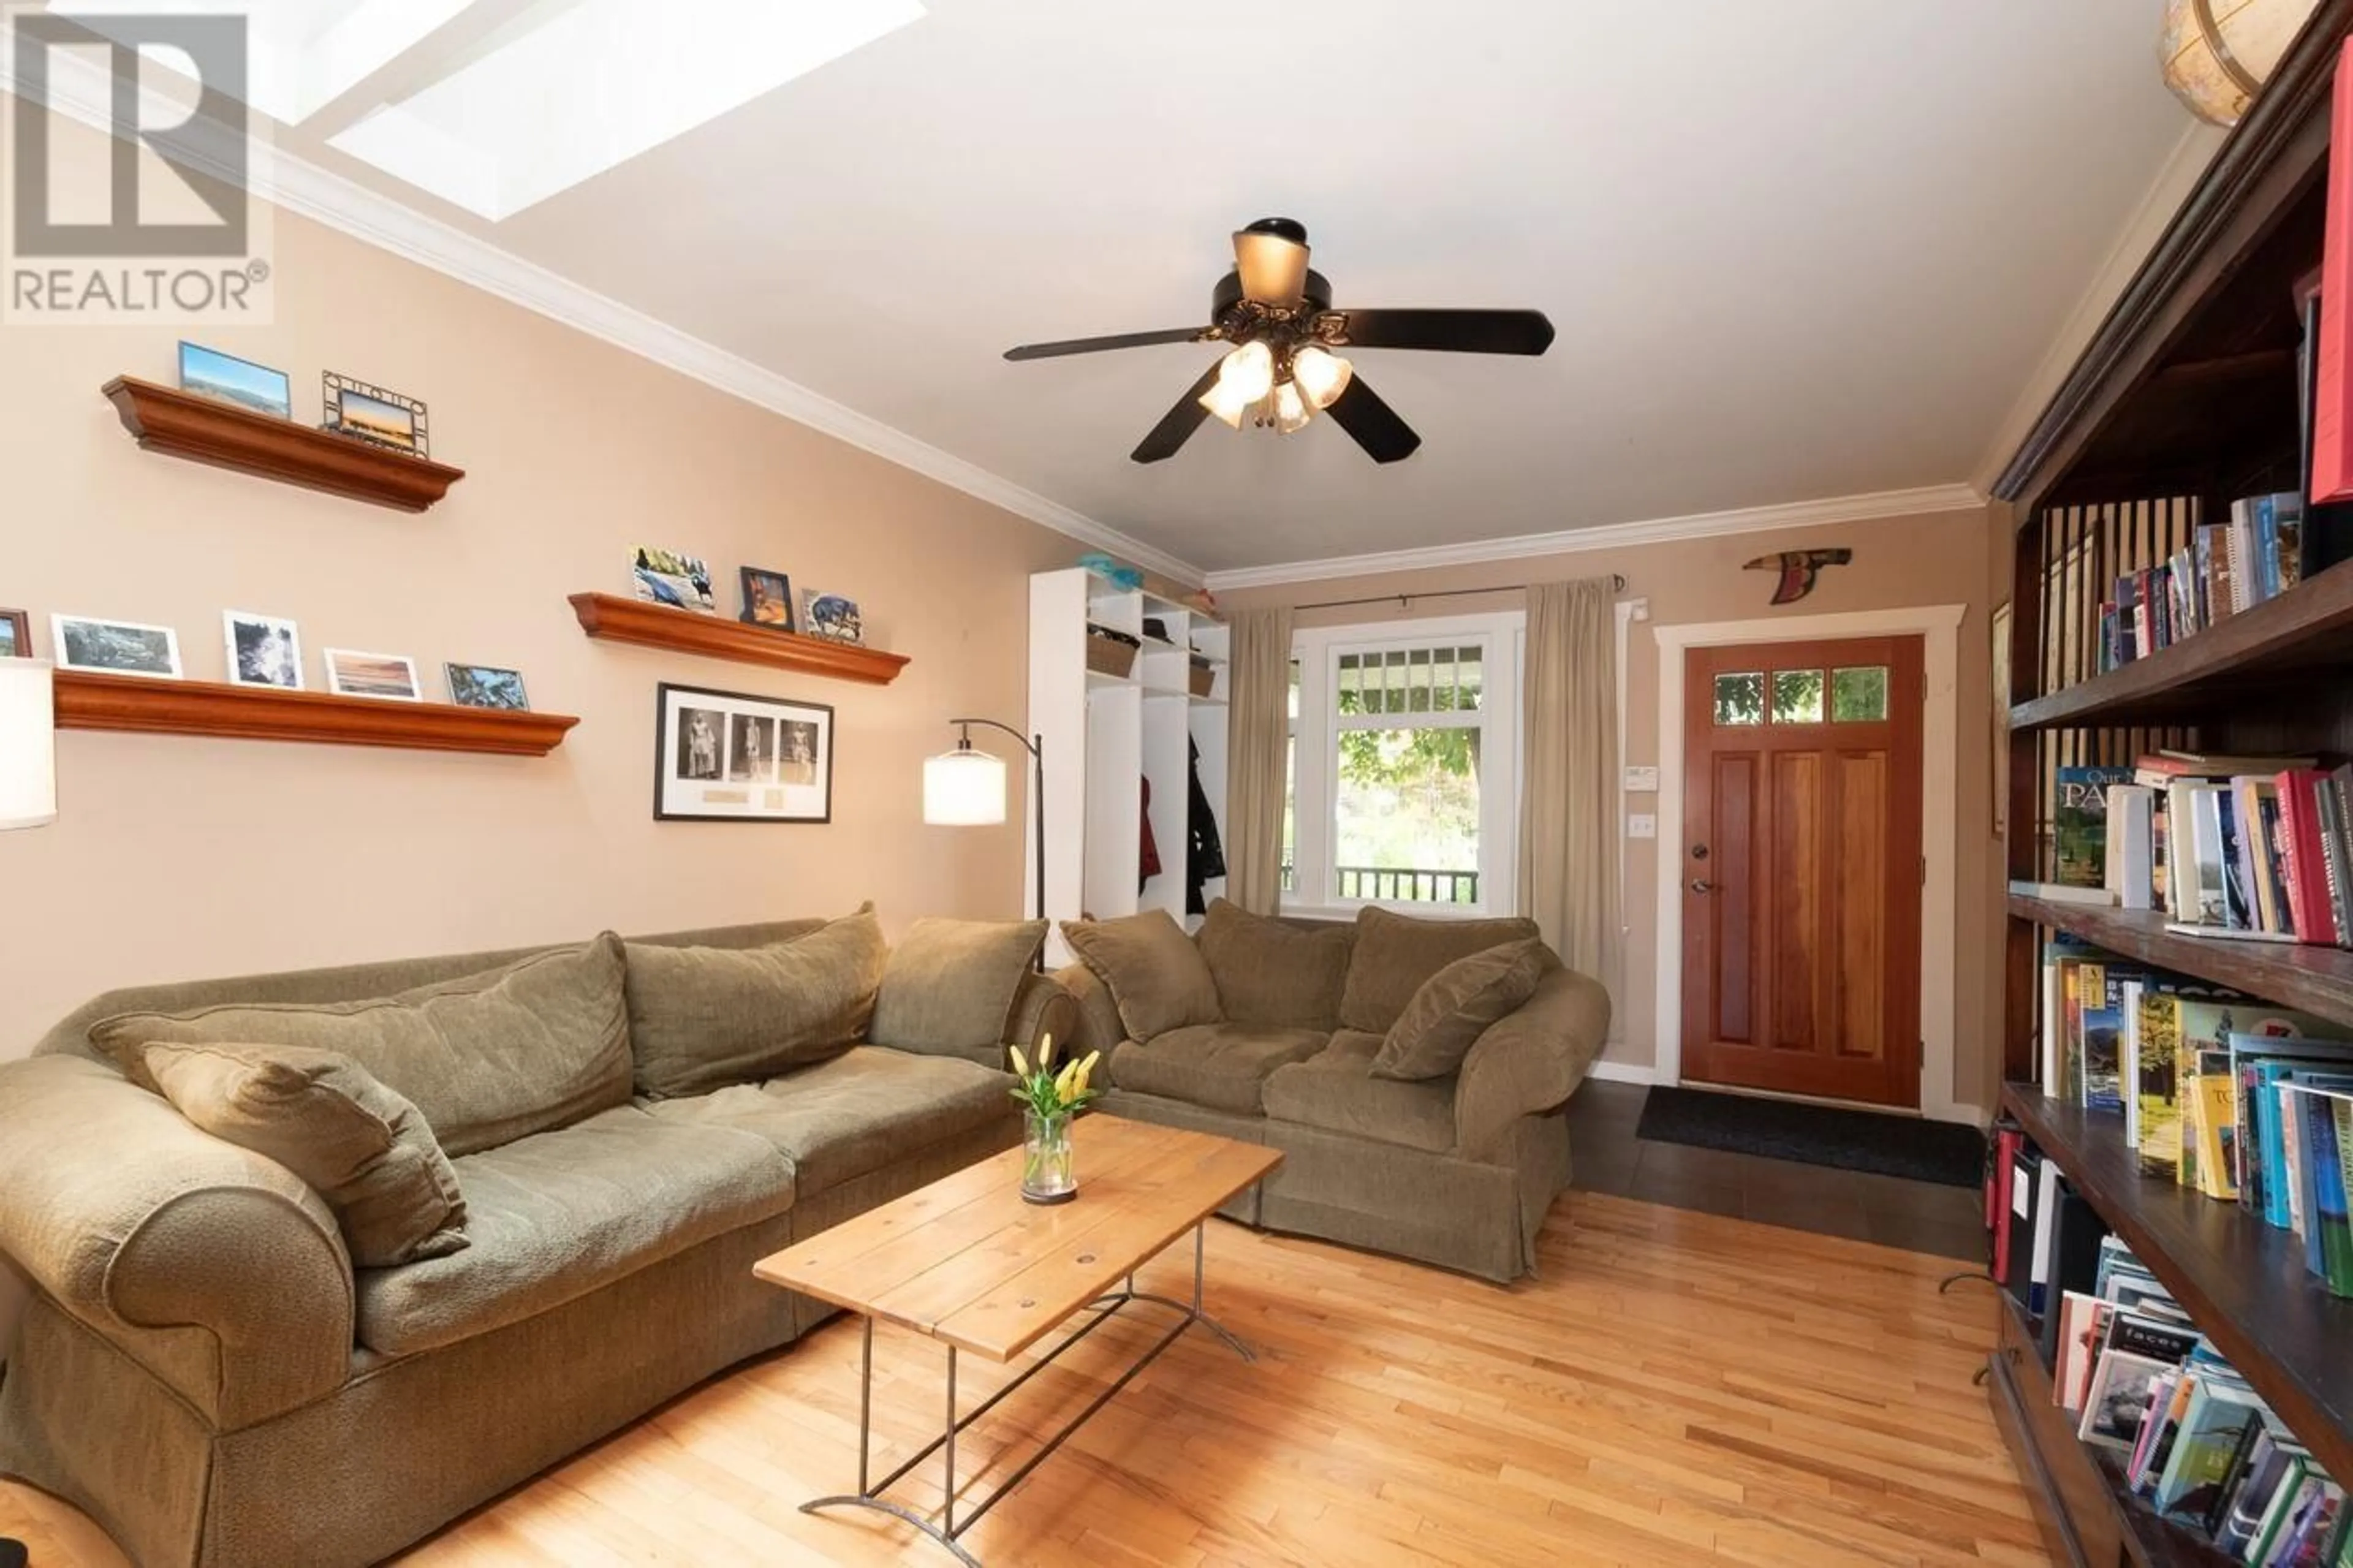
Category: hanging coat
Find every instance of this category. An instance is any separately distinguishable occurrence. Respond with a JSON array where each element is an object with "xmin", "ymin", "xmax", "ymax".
[
  {"xmin": 1140, "ymin": 777, "xmax": 1162, "ymax": 892},
  {"xmin": 1185, "ymin": 738, "xmax": 1226, "ymax": 915}
]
